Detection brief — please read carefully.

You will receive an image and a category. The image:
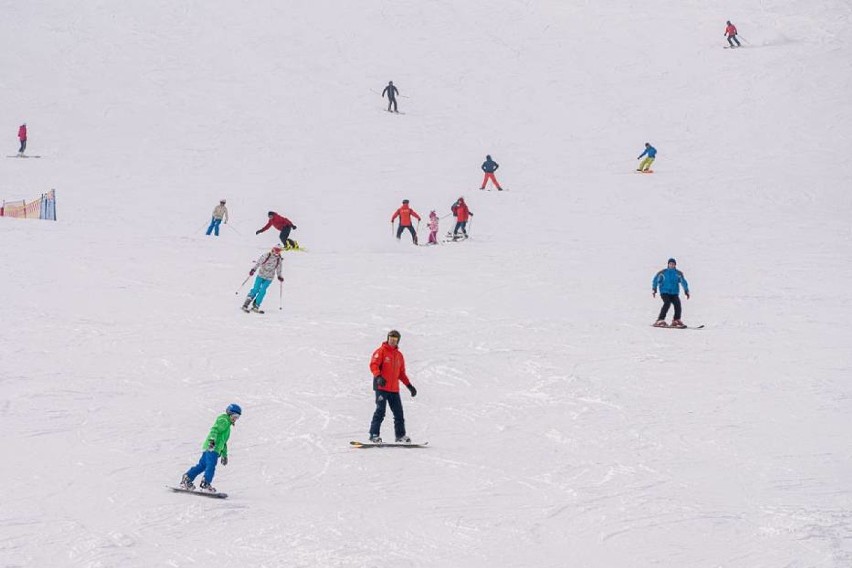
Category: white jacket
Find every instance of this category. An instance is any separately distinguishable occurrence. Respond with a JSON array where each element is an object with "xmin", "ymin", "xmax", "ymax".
[{"xmin": 252, "ymin": 252, "xmax": 283, "ymax": 280}]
